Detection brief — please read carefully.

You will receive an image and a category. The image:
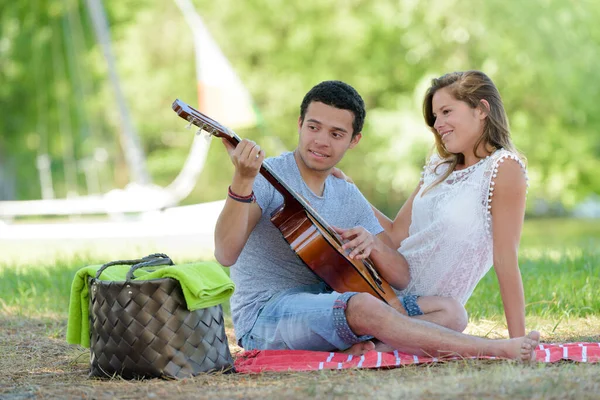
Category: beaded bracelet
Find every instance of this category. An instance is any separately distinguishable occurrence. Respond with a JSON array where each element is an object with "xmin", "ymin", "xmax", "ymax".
[{"xmin": 228, "ymin": 186, "xmax": 256, "ymax": 203}]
